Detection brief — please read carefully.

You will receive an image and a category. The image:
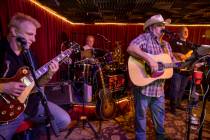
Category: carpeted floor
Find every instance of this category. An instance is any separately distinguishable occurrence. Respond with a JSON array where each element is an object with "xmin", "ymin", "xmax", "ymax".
[{"xmin": 49, "ymin": 97, "xmax": 210, "ymax": 140}]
